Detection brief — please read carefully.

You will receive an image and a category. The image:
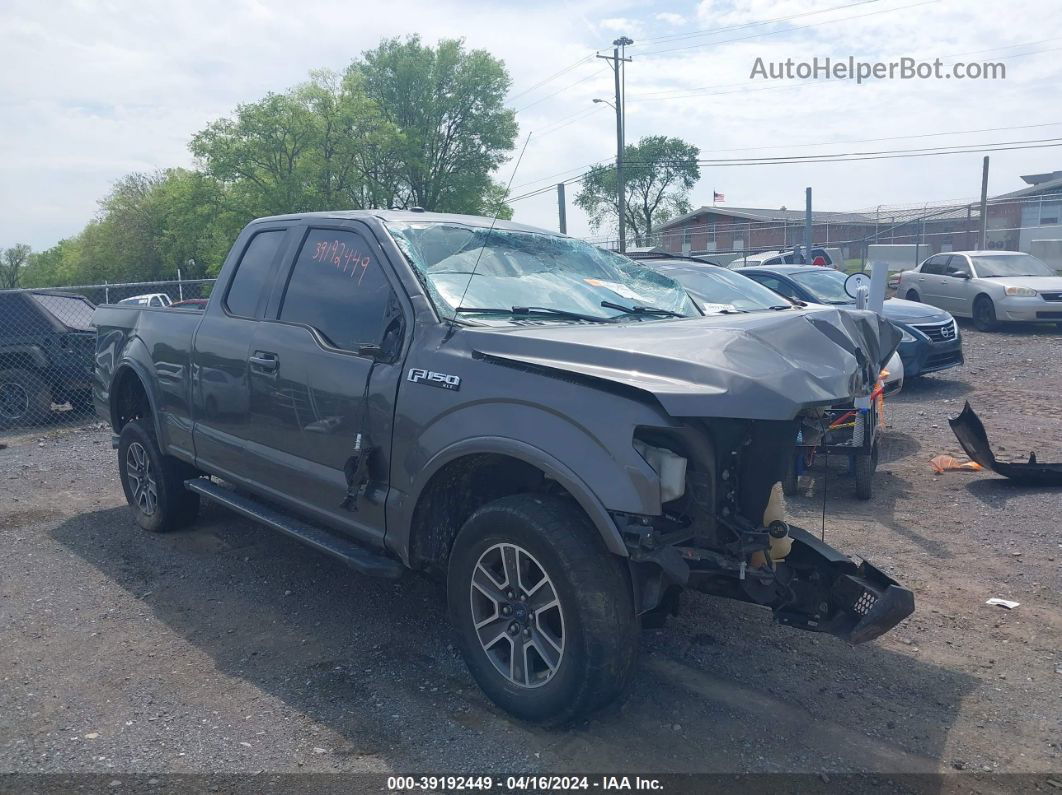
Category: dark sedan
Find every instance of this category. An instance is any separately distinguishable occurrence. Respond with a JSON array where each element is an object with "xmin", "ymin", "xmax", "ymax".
[{"xmin": 738, "ymin": 265, "xmax": 963, "ymax": 379}]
